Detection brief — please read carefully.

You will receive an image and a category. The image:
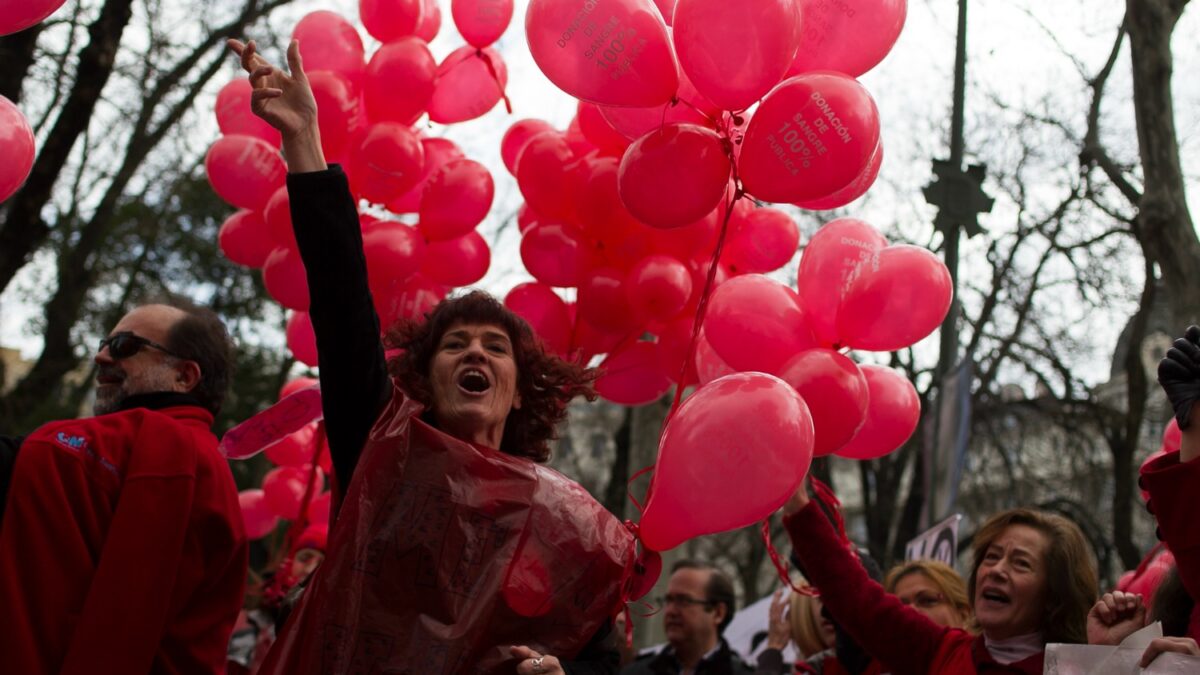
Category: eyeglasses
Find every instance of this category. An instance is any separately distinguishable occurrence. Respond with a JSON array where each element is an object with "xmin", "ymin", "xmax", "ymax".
[
  {"xmin": 98, "ymin": 332, "xmax": 181, "ymax": 361},
  {"xmin": 658, "ymin": 594, "xmax": 713, "ymax": 609},
  {"xmin": 899, "ymin": 592, "xmax": 946, "ymax": 609}
]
